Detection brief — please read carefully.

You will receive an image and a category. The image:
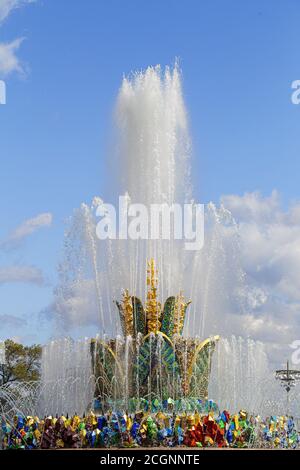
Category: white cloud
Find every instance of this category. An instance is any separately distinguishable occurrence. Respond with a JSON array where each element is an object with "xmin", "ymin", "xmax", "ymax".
[
  {"xmin": 0, "ymin": 313, "xmax": 26, "ymax": 328},
  {"xmin": 0, "ymin": 0, "xmax": 36, "ymax": 77},
  {"xmin": 221, "ymin": 192, "xmax": 300, "ymax": 297},
  {"xmin": 221, "ymin": 191, "xmax": 300, "ymax": 364},
  {"xmin": 1, "ymin": 212, "xmax": 53, "ymax": 249},
  {"xmin": 47, "ymin": 279, "xmax": 100, "ymax": 330},
  {"xmin": 0, "ymin": 265, "xmax": 44, "ymax": 285},
  {"xmin": 221, "ymin": 190, "xmax": 281, "ymax": 224},
  {"xmin": 0, "ymin": 0, "xmax": 35, "ymax": 24},
  {"xmin": 0, "ymin": 37, "xmax": 24, "ymax": 76}
]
